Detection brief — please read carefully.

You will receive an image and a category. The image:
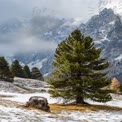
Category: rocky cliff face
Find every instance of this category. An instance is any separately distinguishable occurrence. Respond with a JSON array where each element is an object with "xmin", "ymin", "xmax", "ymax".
[{"xmin": 80, "ymin": 8, "xmax": 122, "ymax": 82}]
